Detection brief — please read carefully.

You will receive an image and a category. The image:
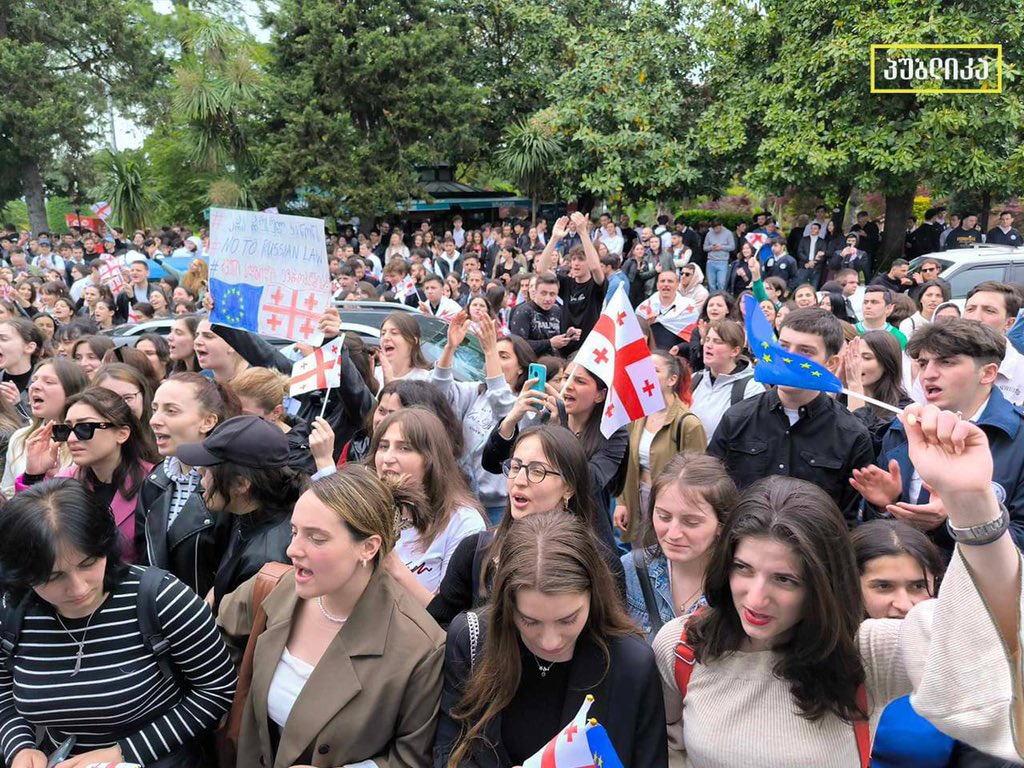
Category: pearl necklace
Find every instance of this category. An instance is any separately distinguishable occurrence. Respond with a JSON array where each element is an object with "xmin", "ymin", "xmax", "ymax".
[{"xmin": 317, "ymin": 596, "xmax": 348, "ymax": 625}]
